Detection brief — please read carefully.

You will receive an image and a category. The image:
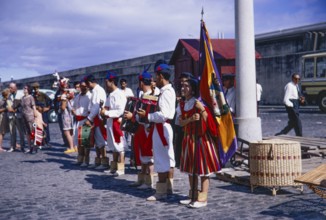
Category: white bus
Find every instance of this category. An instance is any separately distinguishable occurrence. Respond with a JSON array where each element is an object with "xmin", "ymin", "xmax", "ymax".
[{"xmin": 301, "ymin": 52, "xmax": 326, "ymax": 112}]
